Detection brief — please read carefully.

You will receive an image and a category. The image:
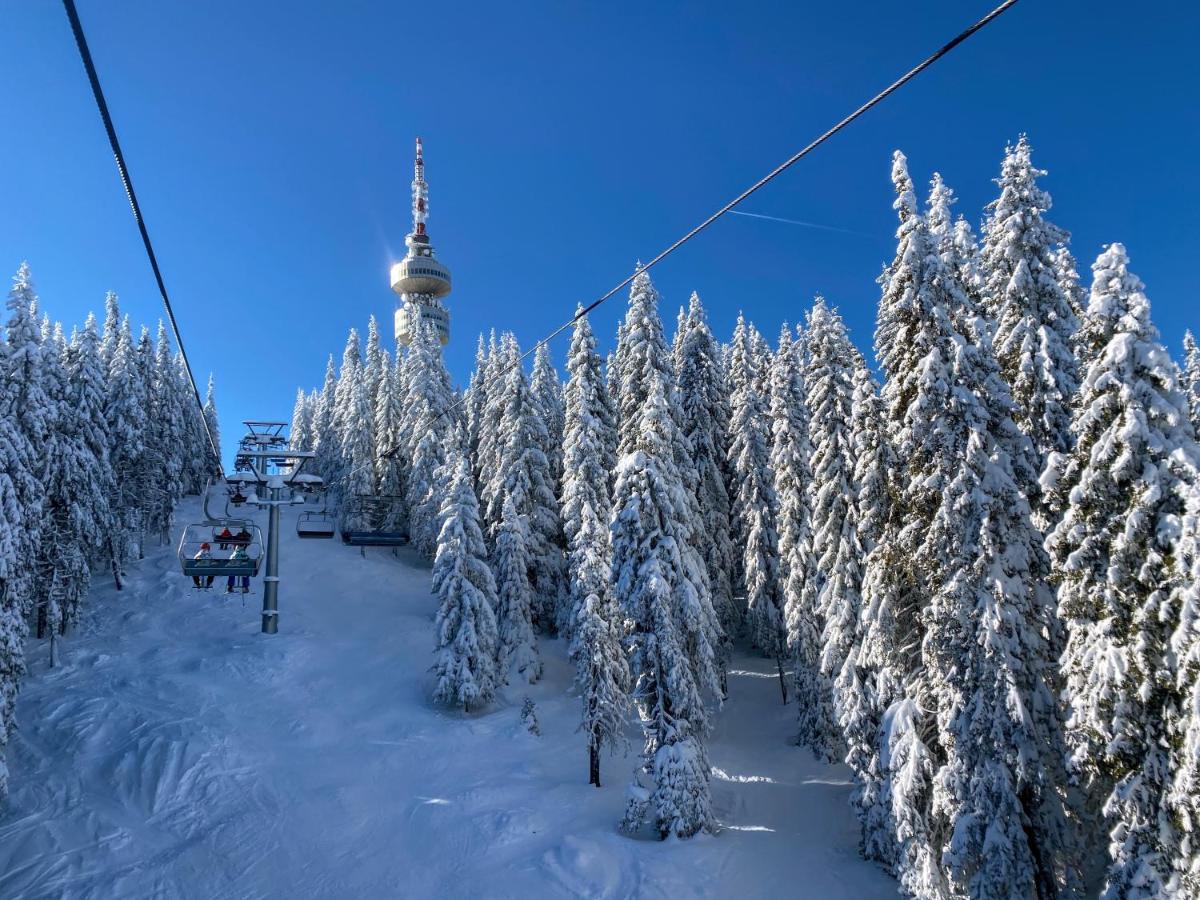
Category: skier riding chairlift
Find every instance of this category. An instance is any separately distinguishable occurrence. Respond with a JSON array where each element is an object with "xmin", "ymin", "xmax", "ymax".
[
  {"xmin": 226, "ymin": 545, "xmax": 251, "ymax": 594},
  {"xmin": 192, "ymin": 542, "xmax": 215, "ymax": 589}
]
